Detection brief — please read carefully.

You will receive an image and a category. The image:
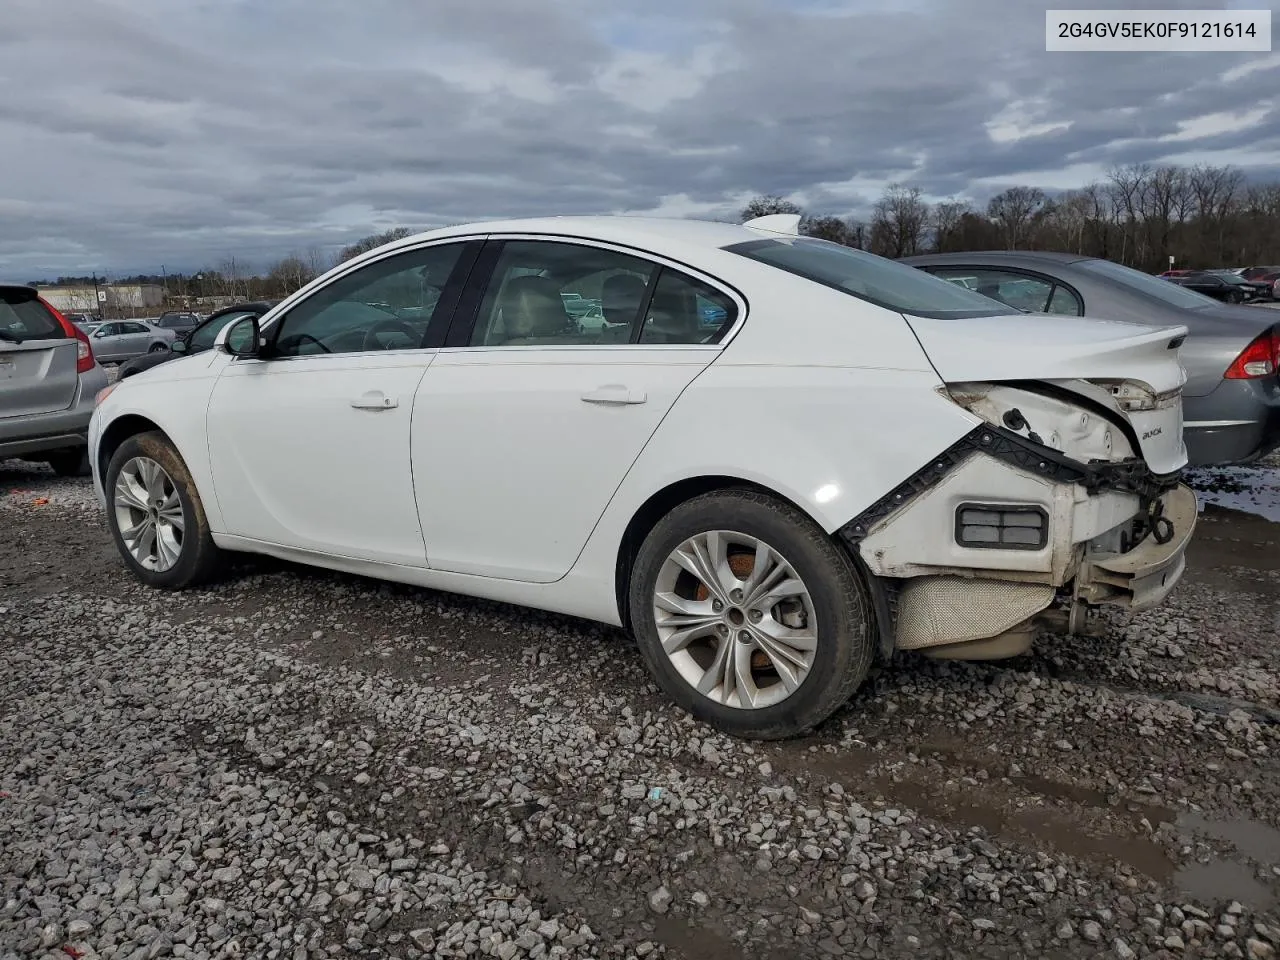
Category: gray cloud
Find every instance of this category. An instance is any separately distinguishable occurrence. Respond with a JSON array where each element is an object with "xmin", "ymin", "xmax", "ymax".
[{"xmin": 1, "ymin": 0, "xmax": 1276, "ymax": 277}]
